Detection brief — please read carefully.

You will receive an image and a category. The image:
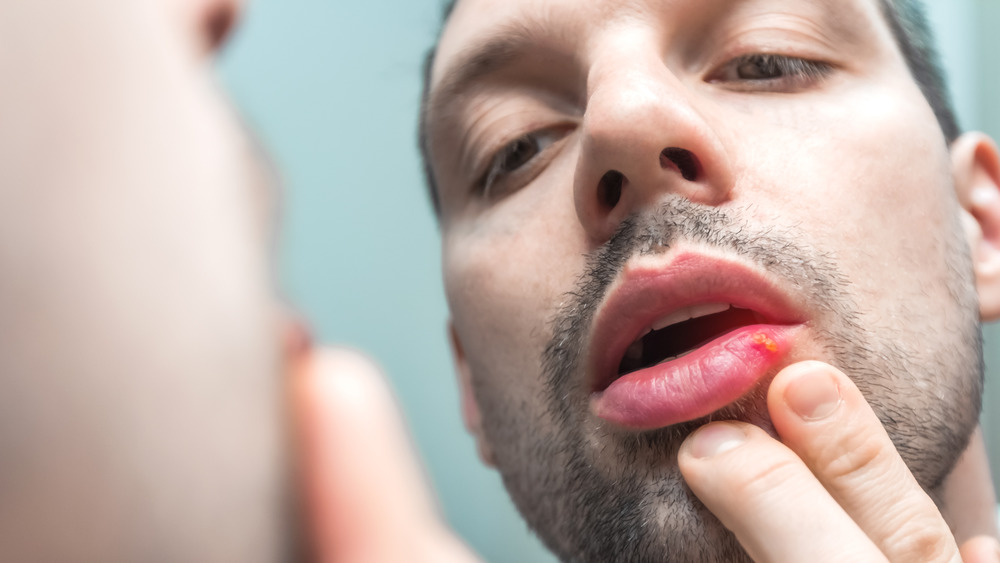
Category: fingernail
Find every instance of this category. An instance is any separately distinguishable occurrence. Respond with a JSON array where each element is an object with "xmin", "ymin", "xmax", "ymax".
[
  {"xmin": 688, "ymin": 423, "xmax": 746, "ymax": 458},
  {"xmin": 785, "ymin": 367, "xmax": 842, "ymax": 421}
]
